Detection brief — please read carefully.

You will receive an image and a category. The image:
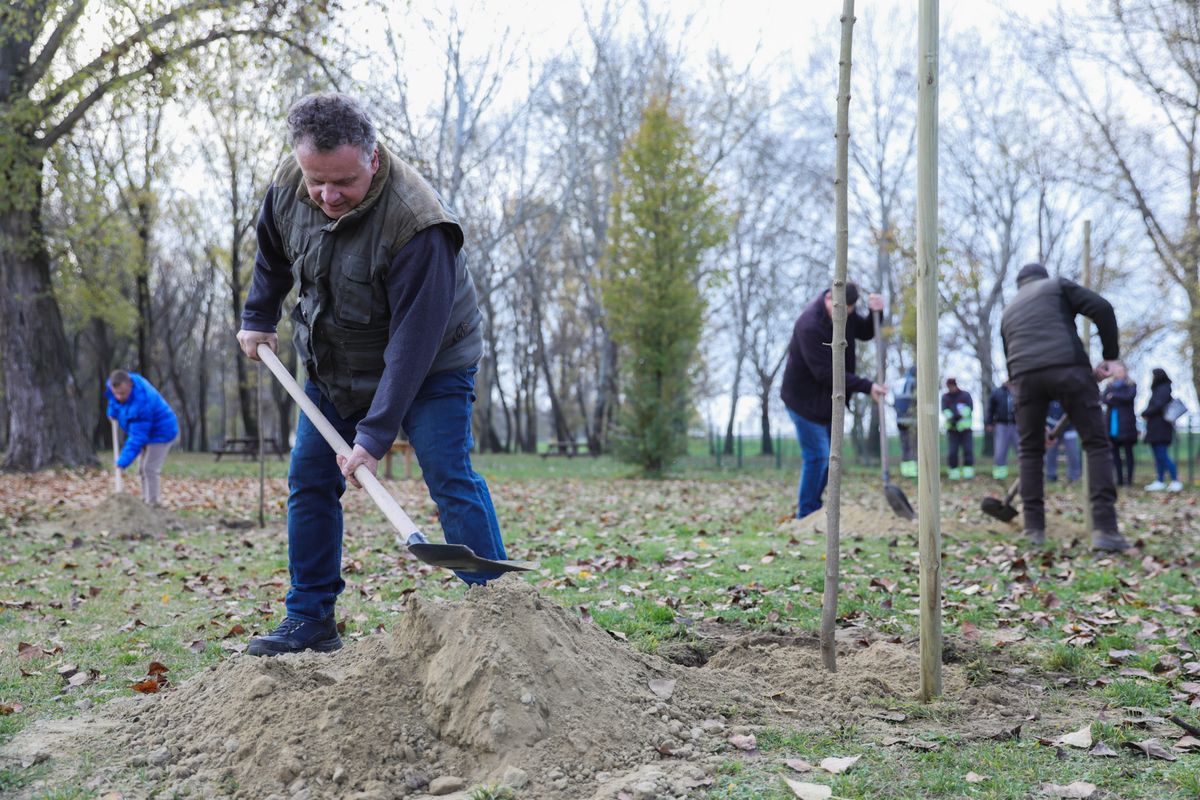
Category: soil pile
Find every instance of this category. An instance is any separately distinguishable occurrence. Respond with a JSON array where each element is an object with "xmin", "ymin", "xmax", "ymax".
[
  {"xmin": 783, "ymin": 504, "xmax": 917, "ymax": 539},
  {"xmin": 51, "ymin": 493, "xmax": 180, "ymax": 539},
  {"xmin": 107, "ymin": 577, "xmax": 733, "ymax": 800}
]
